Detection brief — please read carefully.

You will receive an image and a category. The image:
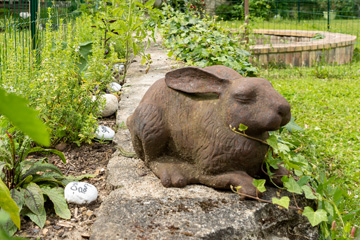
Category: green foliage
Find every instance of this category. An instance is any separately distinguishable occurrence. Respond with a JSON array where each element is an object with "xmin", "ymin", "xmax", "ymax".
[
  {"xmin": 215, "ymin": 4, "xmax": 243, "ymax": 21},
  {"xmin": 0, "ymin": 211, "xmax": 26, "ymax": 240},
  {"xmin": 303, "ymin": 207, "xmax": 328, "ymax": 227},
  {"xmin": 271, "ymin": 196, "xmax": 290, "ymax": 209},
  {"xmin": 0, "ymin": 89, "xmax": 50, "ymax": 147},
  {"xmin": 231, "ymin": 116, "xmax": 359, "ymax": 238},
  {"xmin": 252, "ymin": 179, "xmax": 266, "ymax": 193},
  {"xmin": 1, "ymin": 1, "xmax": 161, "ymax": 146},
  {"xmin": 161, "ymin": 5, "xmax": 258, "ymax": 76},
  {"xmin": 261, "ymin": 66, "xmax": 360, "ymax": 239},
  {"xmin": 215, "ymin": 0, "xmax": 274, "ymax": 21},
  {"xmin": 0, "ymin": 179, "xmax": 20, "ymax": 230},
  {"xmin": 84, "ymin": 0, "xmax": 162, "ymax": 78},
  {"xmin": 248, "ymin": 0, "xmax": 274, "ymax": 20},
  {"xmin": 0, "ymin": 133, "xmax": 92, "ymax": 234}
]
